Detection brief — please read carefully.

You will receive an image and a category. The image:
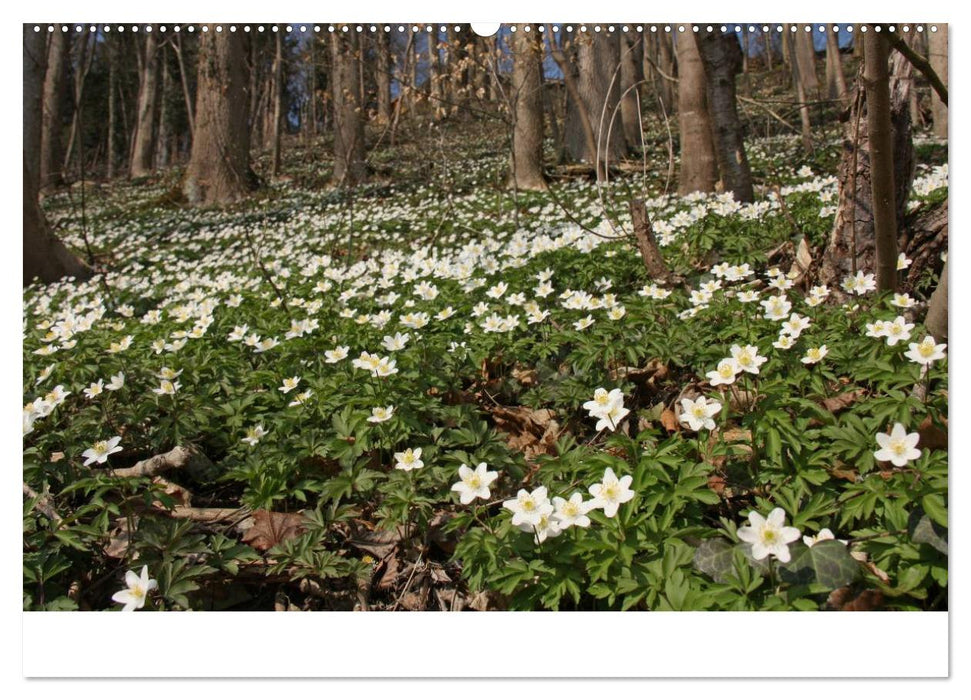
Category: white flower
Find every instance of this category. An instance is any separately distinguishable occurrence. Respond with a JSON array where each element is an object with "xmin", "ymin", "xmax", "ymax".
[
  {"xmin": 279, "ymin": 376, "xmax": 301, "ymax": 394},
  {"xmin": 874, "ymin": 423, "xmax": 921, "ymax": 467},
  {"xmin": 781, "ymin": 313, "xmax": 811, "ymax": 338},
  {"xmin": 706, "ymin": 358, "xmax": 740, "ymax": 387},
  {"xmin": 551, "ymin": 493, "xmax": 594, "ymax": 529},
  {"xmin": 773, "ymin": 334, "xmax": 796, "ymax": 350},
  {"xmin": 583, "ymin": 388, "xmax": 629, "ymax": 432},
  {"xmin": 588, "ymin": 467, "xmax": 635, "ymax": 518},
  {"xmin": 106, "ymin": 372, "xmax": 125, "ymax": 391},
  {"xmin": 83, "ymin": 379, "xmax": 105, "ymax": 399},
  {"xmin": 802, "ymin": 528, "xmax": 847, "ymax": 548},
  {"xmin": 761, "ymin": 295, "xmax": 792, "ymax": 321},
  {"xmin": 801, "ymin": 345, "xmax": 828, "ymax": 365},
  {"xmin": 503, "ymin": 486, "xmax": 552, "ymax": 528},
  {"xmin": 35, "ymin": 363, "xmax": 55, "ymax": 385},
  {"xmin": 904, "ymin": 336, "xmax": 947, "ymax": 366},
  {"xmin": 865, "ymin": 320, "xmax": 888, "ymax": 339},
  {"xmin": 81, "ymin": 436, "xmax": 123, "ymax": 466},
  {"xmin": 394, "ymin": 447, "xmax": 424, "ymax": 472},
  {"xmin": 891, "ymin": 293, "xmax": 916, "ymax": 309},
  {"xmin": 242, "ymin": 424, "xmax": 267, "ymax": 446},
  {"xmin": 897, "ymin": 253, "xmax": 913, "ymax": 271},
  {"xmin": 574, "ymin": 315, "xmax": 595, "ymax": 331},
  {"xmin": 679, "ymin": 396, "xmax": 722, "ymax": 432},
  {"xmin": 324, "ymin": 346, "xmax": 349, "ymax": 363},
  {"xmin": 730, "ymin": 344, "xmax": 767, "ymax": 375},
  {"xmin": 153, "ymin": 379, "xmax": 180, "ymax": 396},
  {"xmin": 524, "ymin": 511, "xmax": 562, "ymax": 544},
  {"xmin": 737, "ymin": 508, "xmax": 801, "ymax": 563},
  {"xmin": 368, "ymin": 406, "xmax": 395, "ymax": 423},
  {"xmin": 451, "ymin": 462, "xmax": 499, "ymax": 505},
  {"xmin": 883, "ymin": 316, "xmax": 914, "ymax": 346},
  {"xmin": 382, "ymin": 332, "xmax": 410, "ymax": 352},
  {"xmin": 111, "ymin": 565, "xmax": 157, "ymax": 611},
  {"xmin": 288, "ymin": 390, "xmax": 313, "ymax": 407}
]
